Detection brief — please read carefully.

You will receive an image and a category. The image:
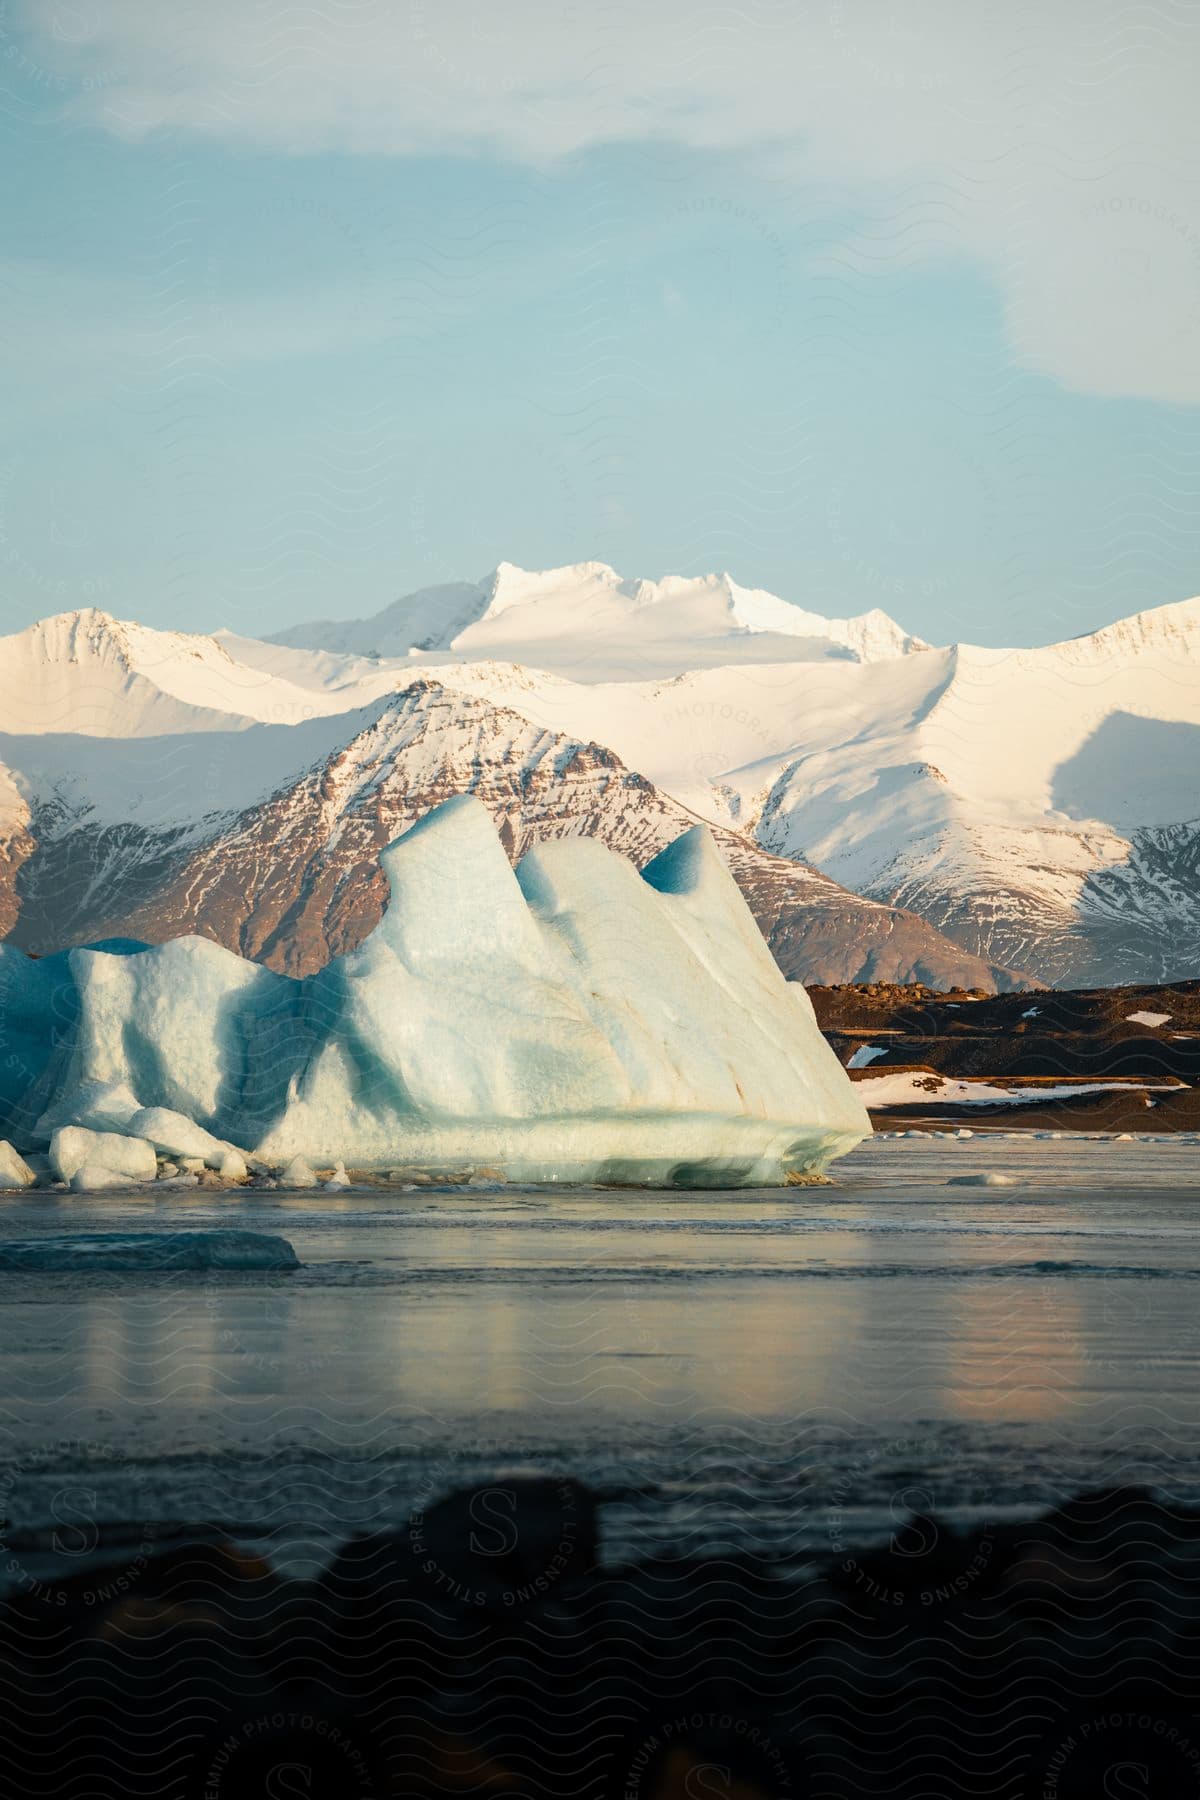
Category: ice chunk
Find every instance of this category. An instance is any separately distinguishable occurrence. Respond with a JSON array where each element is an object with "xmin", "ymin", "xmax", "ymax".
[
  {"xmin": 0, "ymin": 1230, "xmax": 299, "ymax": 1271},
  {"xmin": 70, "ymin": 1164, "xmax": 141, "ymax": 1191},
  {"xmin": 0, "ymin": 1140, "xmax": 36, "ymax": 1190},
  {"xmin": 278, "ymin": 1155, "xmax": 317, "ymax": 1189},
  {"xmin": 50, "ymin": 1127, "xmax": 157, "ymax": 1185},
  {"xmin": 128, "ymin": 1106, "xmax": 228, "ymax": 1161},
  {"xmin": 128, "ymin": 1106, "xmax": 247, "ymax": 1178}
]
